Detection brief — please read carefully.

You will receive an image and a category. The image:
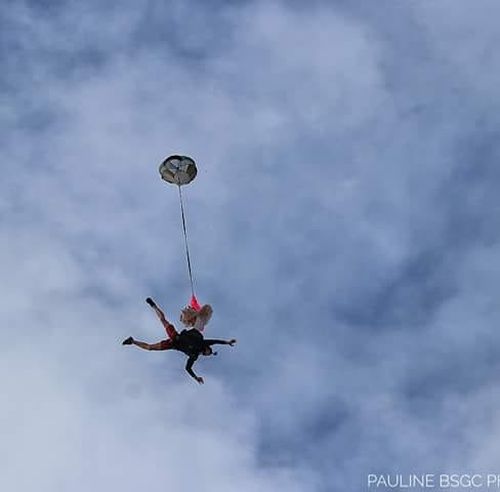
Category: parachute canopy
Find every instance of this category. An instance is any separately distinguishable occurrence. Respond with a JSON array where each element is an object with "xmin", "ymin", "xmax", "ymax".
[{"xmin": 159, "ymin": 155, "xmax": 197, "ymax": 186}]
